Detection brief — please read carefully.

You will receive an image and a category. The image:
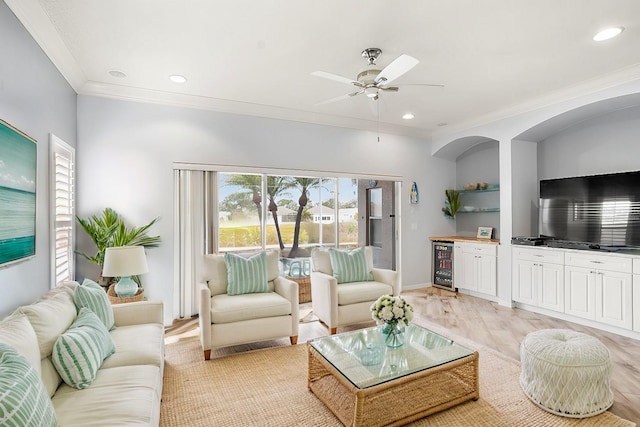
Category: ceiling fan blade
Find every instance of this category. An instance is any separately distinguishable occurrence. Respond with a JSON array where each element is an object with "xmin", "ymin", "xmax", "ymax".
[
  {"xmin": 375, "ymin": 54, "xmax": 419, "ymax": 86},
  {"xmin": 379, "ymin": 86, "xmax": 399, "ymax": 92},
  {"xmin": 394, "ymin": 83, "xmax": 445, "ymax": 88},
  {"xmin": 311, "ymin": 71, "xmax": 360, "ymax": 86},
  {"xmin": 315, "ymin": 90, "xmax": 364, "ymax": 105}
]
